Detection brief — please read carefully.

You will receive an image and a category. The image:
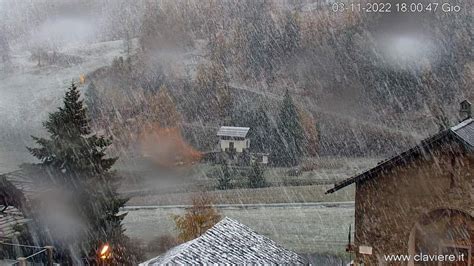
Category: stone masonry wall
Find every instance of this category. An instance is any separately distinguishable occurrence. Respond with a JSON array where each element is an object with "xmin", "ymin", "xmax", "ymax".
[{"xmin": 354, "ymin": 145, "xmax": 473, "ymax": 265}]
